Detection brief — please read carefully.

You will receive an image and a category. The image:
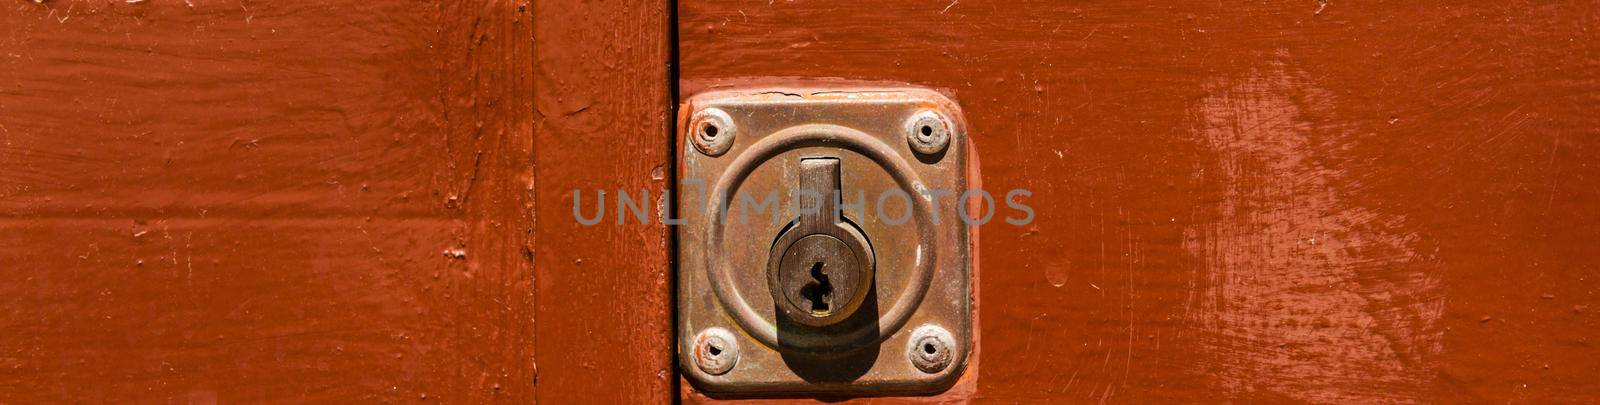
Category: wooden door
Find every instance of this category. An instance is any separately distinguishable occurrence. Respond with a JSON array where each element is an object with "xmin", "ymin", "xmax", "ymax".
[{"xmin": 2, "ymin": 0, "xmax": 1596, "ymax": 403}]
